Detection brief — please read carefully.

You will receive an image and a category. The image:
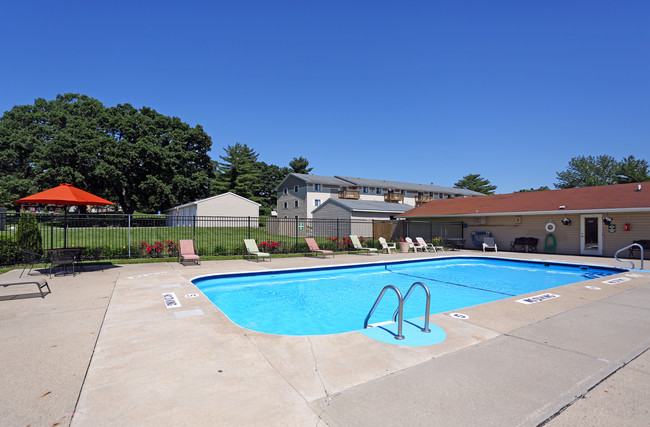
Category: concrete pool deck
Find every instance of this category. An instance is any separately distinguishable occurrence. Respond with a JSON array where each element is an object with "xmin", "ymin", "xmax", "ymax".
[{"xmin": 1, "ymin": 251, "xmax": 648, "ymax": 426}]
